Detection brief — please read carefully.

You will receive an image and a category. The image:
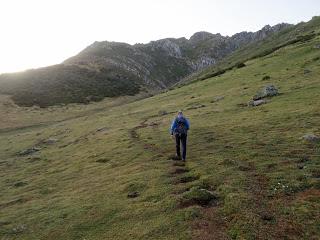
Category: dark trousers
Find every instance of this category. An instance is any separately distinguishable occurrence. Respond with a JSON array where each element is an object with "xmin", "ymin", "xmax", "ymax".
[{"xmin": 175, "ymin": 133, "xmax": 187, "ymax": 160}]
